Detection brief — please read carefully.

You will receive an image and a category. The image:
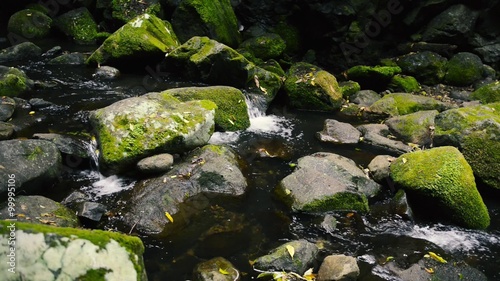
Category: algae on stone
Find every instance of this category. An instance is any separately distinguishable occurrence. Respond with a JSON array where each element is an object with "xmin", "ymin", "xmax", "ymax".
[
  {"xmin": 444, "ymin": 52, "xmax": 484, "ymax": 86},
  {"xmin": 0, "ymin": 66, "xmax": 34, "ymax": 97},
  {"xmin": 368, "ymin": 93, "xmax": 452, "ymax": 117},
  {"xmin": 388, "ymin": 74, "xmax": 421, "ymax": 93},
  {"xmin": 471, "ymin": 81, "xmax": 500, "ymax": 104},
  {"xmin": 55, "ymin": 7, "xmax": 106, "ymax": 45},
  {"xmin": 396, "ymin": 51, "xmax": 447, "ymax": 85},
  {"xmin": 7, "ymin": 9, "xmax": 52, "ymax": 39},
  {"xmin": 239, "ymin": 33, "xmax": 286, "ymax": 60},
  {"xmin": 346, "ymin": 65, "xmax": 401, "ymax": 91}
]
